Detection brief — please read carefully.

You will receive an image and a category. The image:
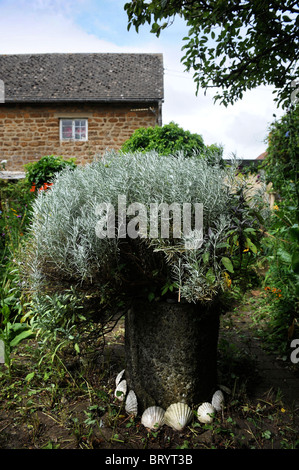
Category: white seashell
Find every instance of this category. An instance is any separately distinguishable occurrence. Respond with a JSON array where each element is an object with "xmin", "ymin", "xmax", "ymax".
[
  {"xmin": 197, "ymin": 402, "xmax": 216, "ymax": 424},
  {"xmin": 125, "ymin": 390, "xmax": 138, "ymax": 416},
  {"xmin": 115, "ymin": 369, "xmax": 125, "ymax": 387},
  {"xmin": 114, "ymin": 379, "xmax": 127, "ymax": 401},
  {"xmin": 212, "ymin": 390, "xmax": 225, "ymax": 412},
  {"xmin": 141, "ymin": 406, "xmax": 165, "ymax": 431},
  {"xmin": 164, "ymin": 403, "xmax": 192, "ymax": 431}
]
